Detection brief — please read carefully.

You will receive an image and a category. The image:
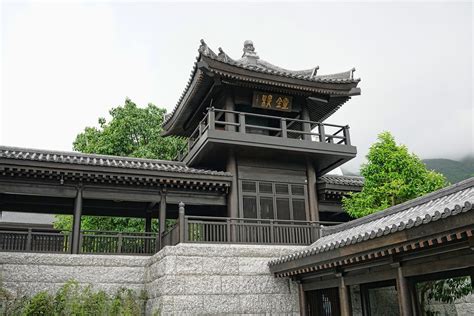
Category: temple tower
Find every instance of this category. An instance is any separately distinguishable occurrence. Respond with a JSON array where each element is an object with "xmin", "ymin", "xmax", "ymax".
[{"xmin": 163, "ymin": 40, "xmax": 361, "ymax": 224}]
